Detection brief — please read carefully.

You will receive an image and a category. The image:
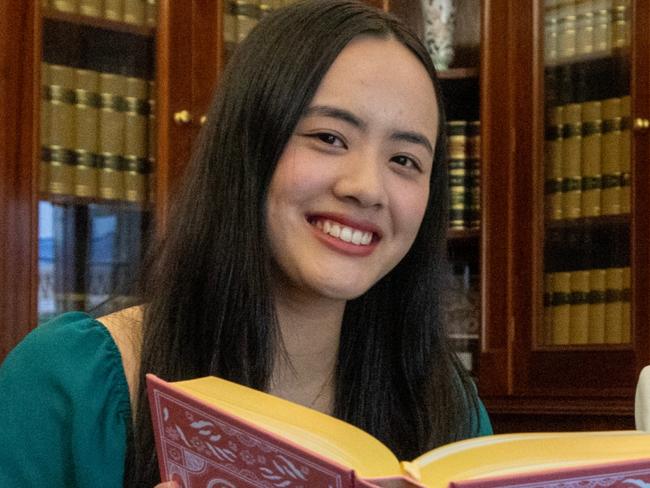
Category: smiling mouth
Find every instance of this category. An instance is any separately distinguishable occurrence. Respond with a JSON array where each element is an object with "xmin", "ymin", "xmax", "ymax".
[{"xmin": 309, "ymin": 218, "xmax": 375, "ymax": 246}]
